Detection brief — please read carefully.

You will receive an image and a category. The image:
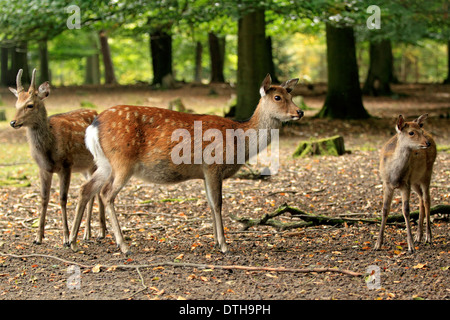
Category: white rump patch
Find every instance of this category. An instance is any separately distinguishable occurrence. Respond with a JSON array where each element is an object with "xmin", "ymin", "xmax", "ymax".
[{"xmin": 85, "ymin": 124, "xmax": 112, "ymax": 179}]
